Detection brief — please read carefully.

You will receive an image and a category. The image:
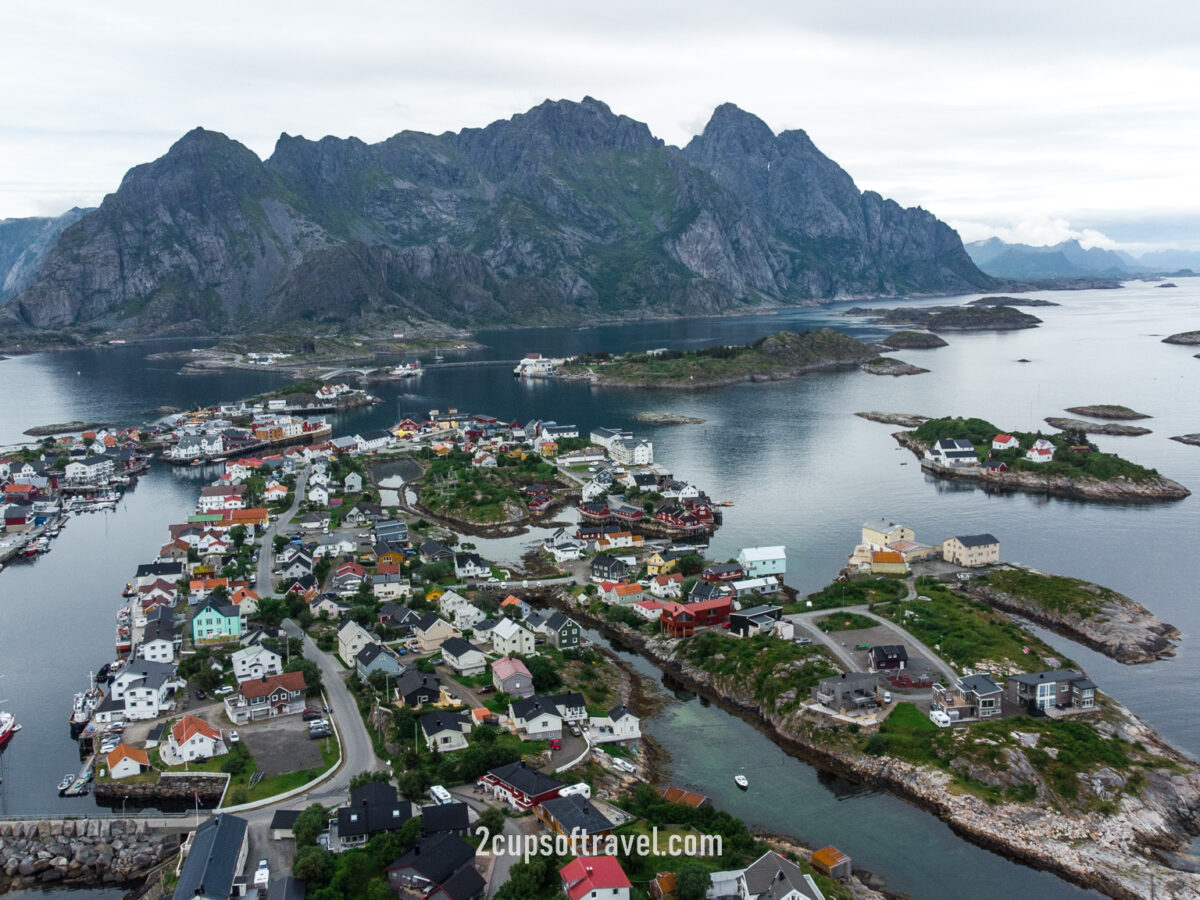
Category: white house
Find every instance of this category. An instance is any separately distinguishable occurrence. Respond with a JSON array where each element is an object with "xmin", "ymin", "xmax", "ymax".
[
  {"xmin": 453, "ymin": 553, "xmax": 491, "ymax": 581},
  {"xmin": 421, "ymin": 711, "xmax": 472, "ymax": 753},
  {"xmin": 992, "ymin": 433, "xmax": 1020, "ymax": 451},
  {"xmin": 337, "ymin": 619, "xmax": 375, "ymax": 666},
  {"xmin": 508, "ymin": 697, "xmax": 563, "ymax": 740},
  {"xmin": 926, "ymin": 438, "xmax": 978, "ymax": 467},
  {"xmin": 439, "ymin": 590, "xmax": 487, "ymax": 630},
  {"xmin": 588, "ymin": 704, "xmax": 641, "ymax": 743},
  {"xmin": 609, "ymin": 438, "xmax": 654, "ymax": 466},
  {"xmin": 490, "ymin": 618, "xmax": 536, "ymax": 657},
  {"xmin": 440, "ymin": 637, "xmax": 488, "ymax": 677},
  {"xmin": 307, "ymin": 484, "xmax": 330, "ymax": 507},
  {"xmin": 343, "ymin": 472, "xmax": 363, "ymax": 493},
  {"xmin": 110, "ymin": 661, "xmax": 183, "ymax": 721},
  {"xmin": 648, "ymin": 573, "xmax": 683, "ymax": 599},
  {"xmin": 168, "ymin": 715, "xmax": 227, "ymax": 762},
  {"xmin": 1025, "ymin": 439, "xmax": 1056, "ymax": 464},
  {"xmin": 105, "ymin": 744, "xmax": 151, "ymax": 780},
  {"xmin": 231, "ymin": 645, "xmax": 283, "ymax": 683}
]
